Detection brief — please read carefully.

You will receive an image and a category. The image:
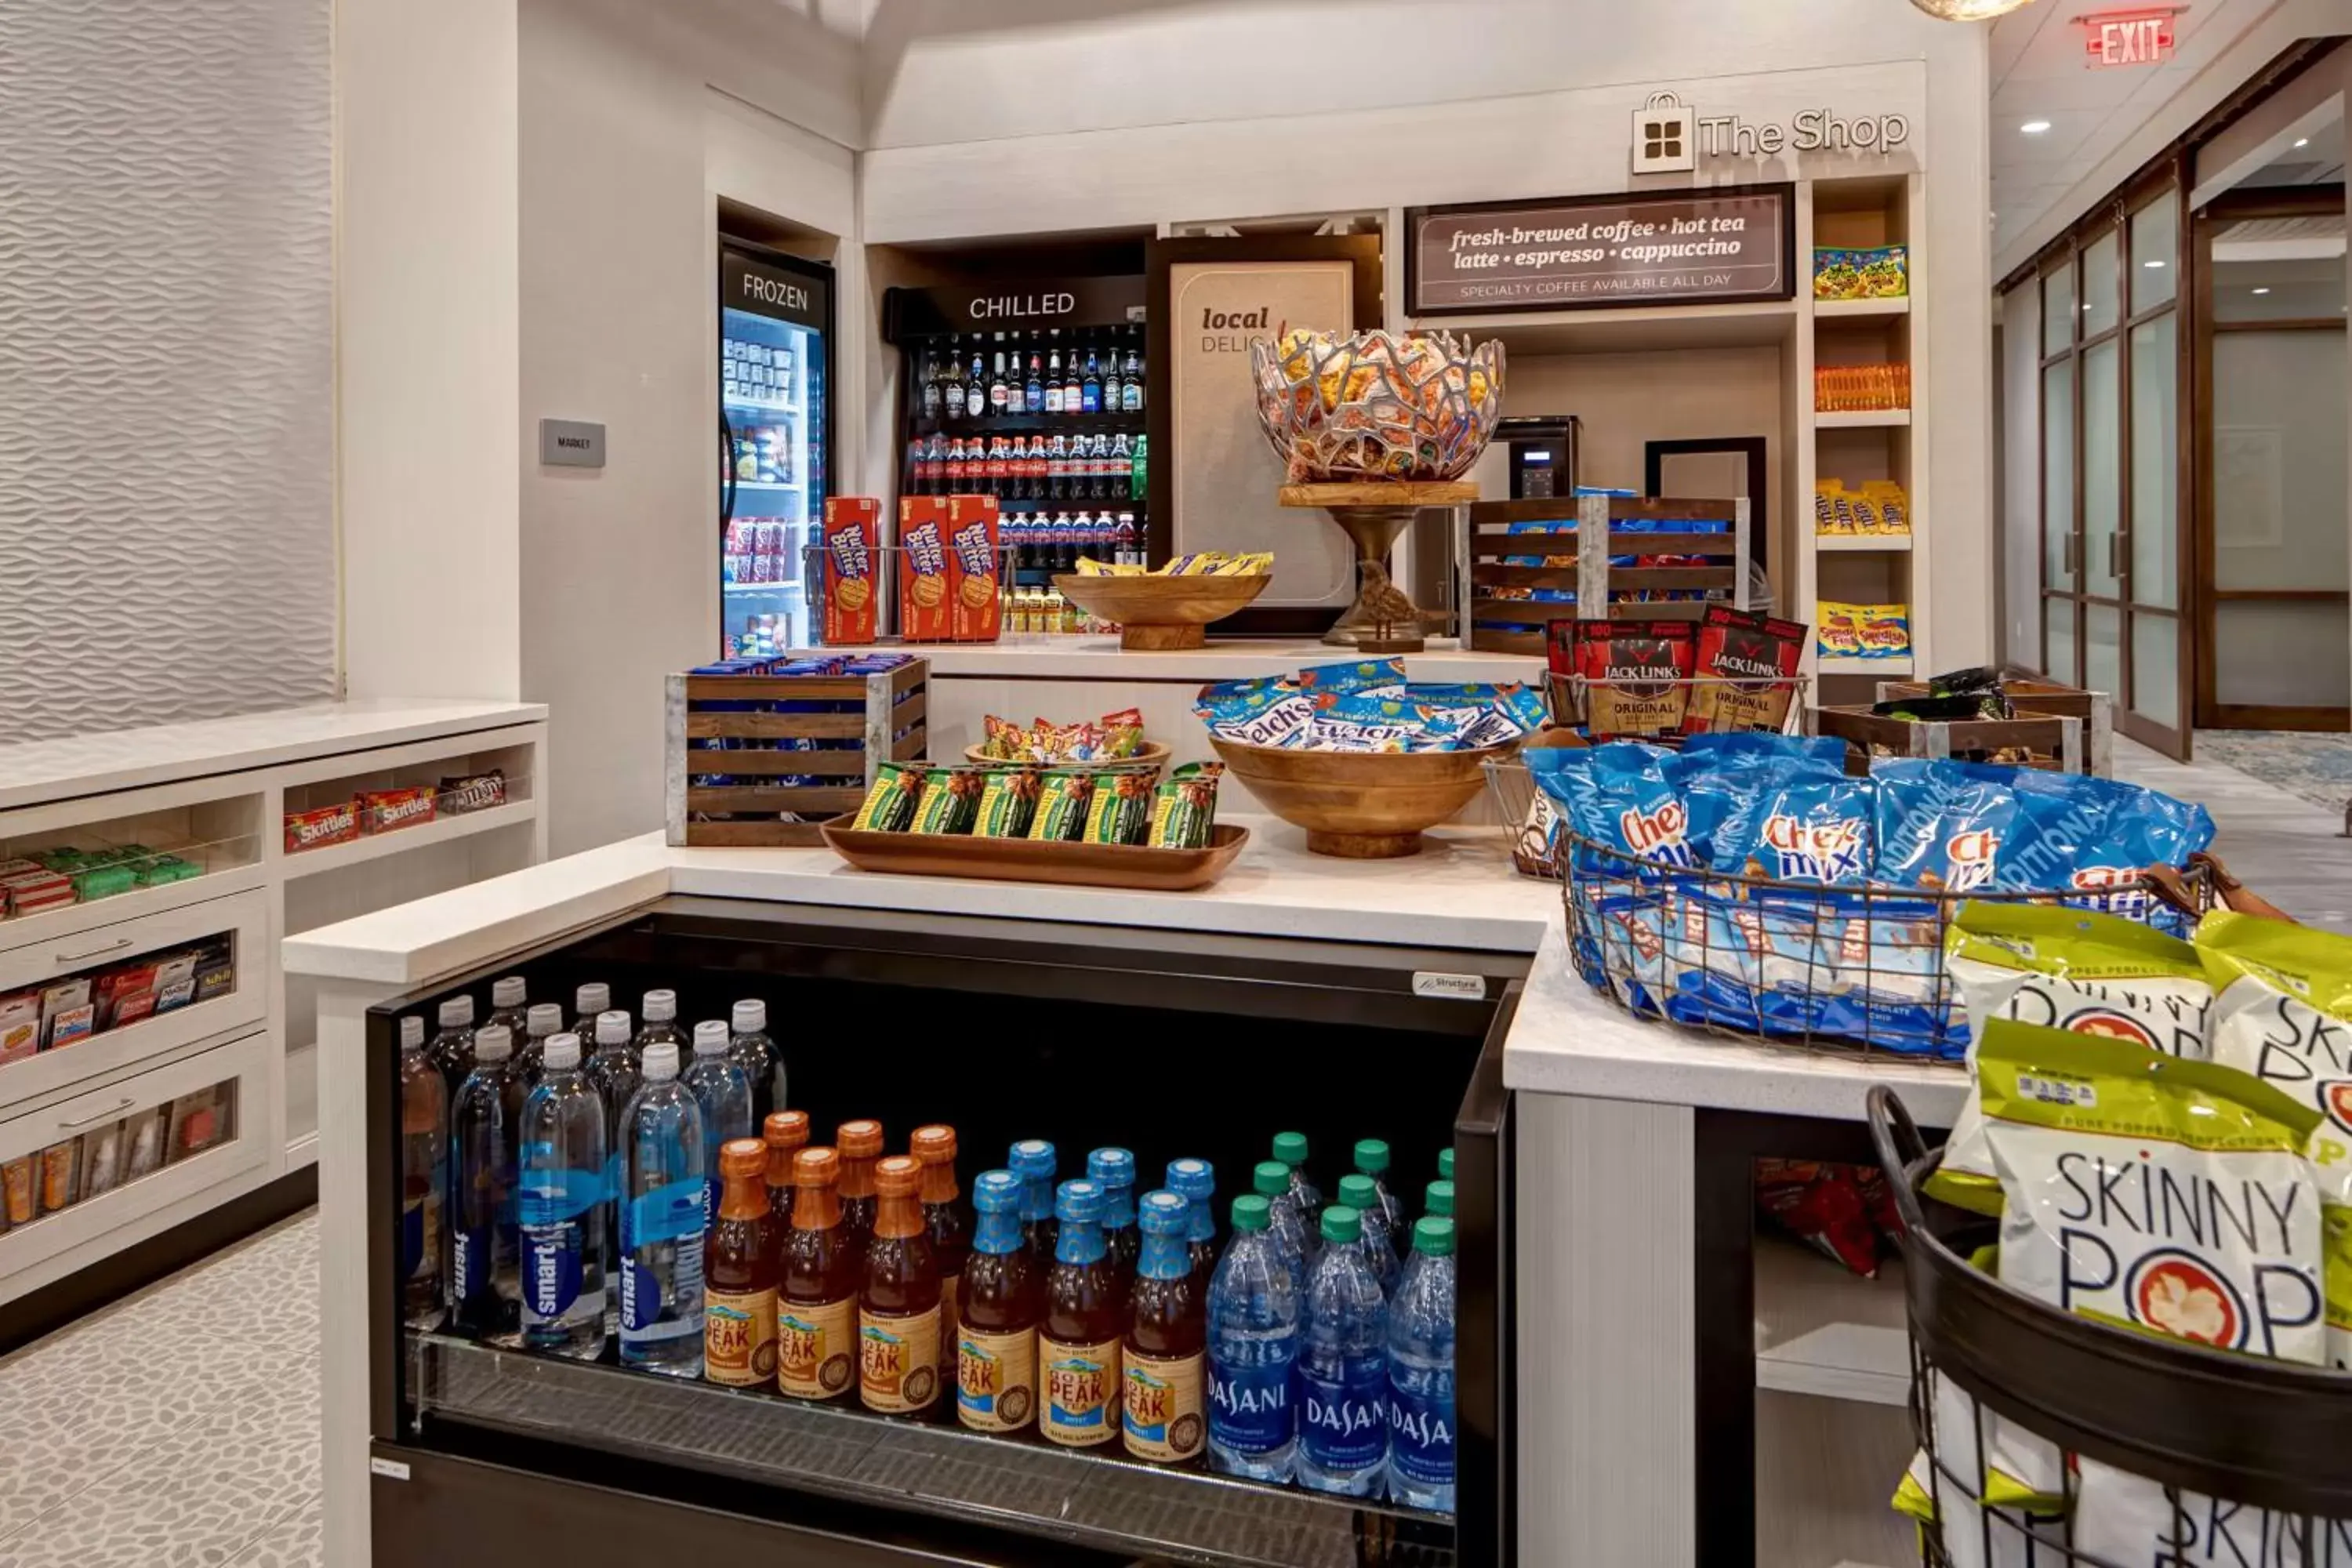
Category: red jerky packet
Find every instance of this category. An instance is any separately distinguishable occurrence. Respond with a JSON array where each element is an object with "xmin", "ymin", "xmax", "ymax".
[
  {"xmin": 1682, "ymin": 605, "xmax": 1806, "ymax": 735},
  {"xmin": 1570, "ymin": 619, "xmax": 1695, "ymax": 739}
]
